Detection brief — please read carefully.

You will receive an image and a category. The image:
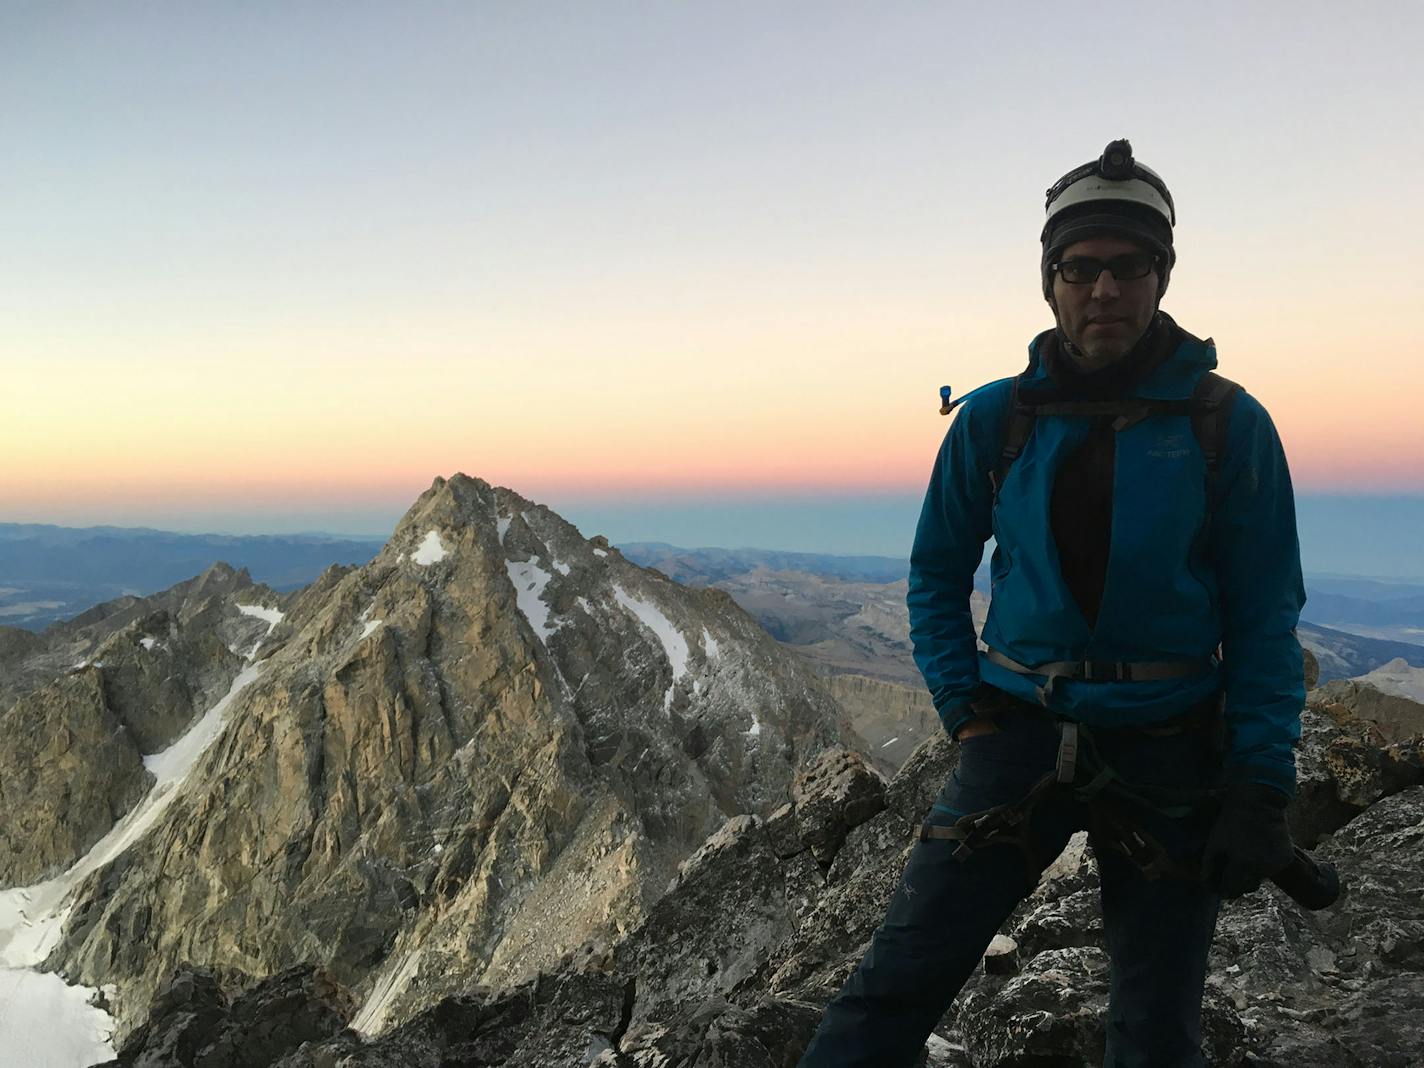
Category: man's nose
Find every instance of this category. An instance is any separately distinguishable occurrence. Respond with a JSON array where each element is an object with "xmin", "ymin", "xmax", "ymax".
[{"xmin": 1091, "ymin": 269, "xmax": 1121, "ymax": 300}]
